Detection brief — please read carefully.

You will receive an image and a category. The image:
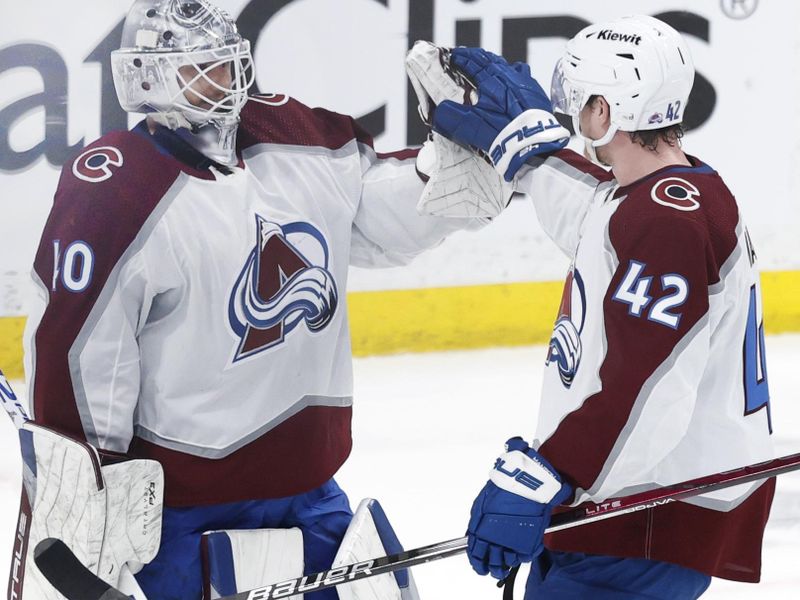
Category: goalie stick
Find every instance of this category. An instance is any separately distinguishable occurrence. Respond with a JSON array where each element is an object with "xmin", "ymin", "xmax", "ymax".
[
  {"xmin": 34, "ymin": 450, "xmax": 800, "ymax": 600},
  {"xmin": 1, "ymin": 369, "xmax": 33, "ymax": 600},
  {"xmin": 0, "ymin": 369, "xmax": 29, "ymax": 428}
]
